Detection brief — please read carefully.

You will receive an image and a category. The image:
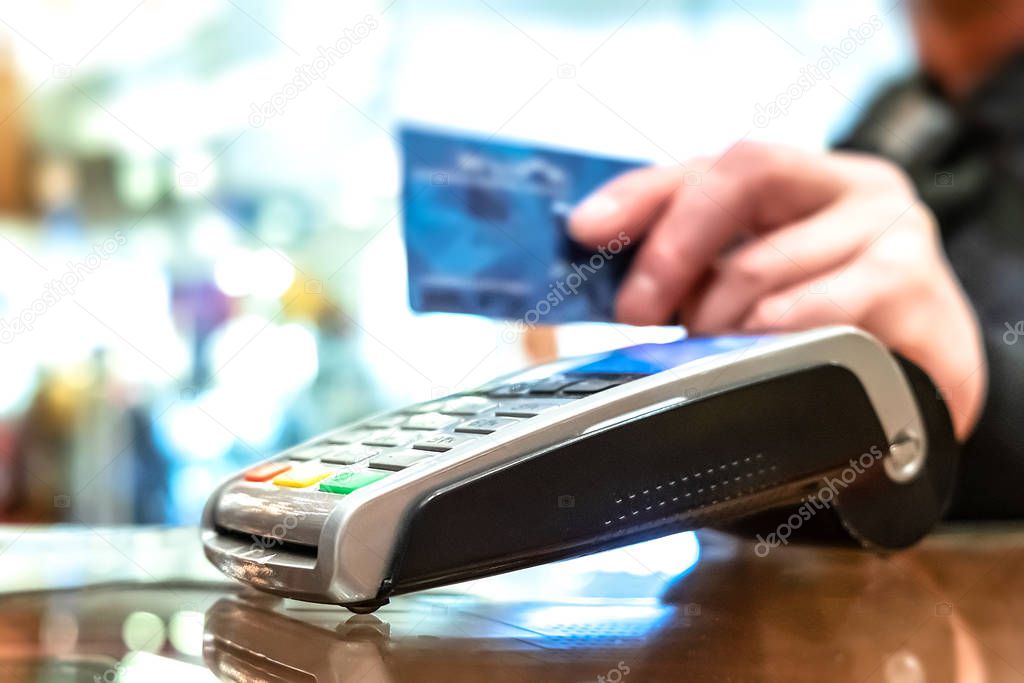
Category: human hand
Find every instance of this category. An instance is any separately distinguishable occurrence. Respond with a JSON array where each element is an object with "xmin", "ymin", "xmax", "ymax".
[{"xmin": 570, "ymin": 142, "xmax": 986, "ymax": 439}]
